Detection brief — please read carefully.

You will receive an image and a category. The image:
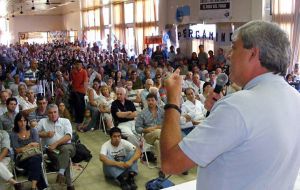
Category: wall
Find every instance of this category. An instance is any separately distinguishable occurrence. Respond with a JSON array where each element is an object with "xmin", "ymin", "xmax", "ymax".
[
  {"xmin": 63, "ymin": 11, "xmax": 82, "ymax": 40},
  {"xmin": 9, "ymin": 15, "xmax": 64, "ymax": 43},
  {"xmin": 161, "ymin": 0, "xmax": 272, "ymax": 56},
  {"xmin": 165, "ymin": 0, "xmax": 254, "ymax": 25}
]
